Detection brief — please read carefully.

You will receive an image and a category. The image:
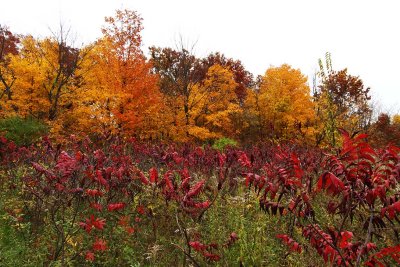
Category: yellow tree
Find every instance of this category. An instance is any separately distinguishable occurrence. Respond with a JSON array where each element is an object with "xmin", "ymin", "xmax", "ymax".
[
  {"xmin": 248, "ymin": 64, "xmax": 315, "ymax": 141},
  {"xmin": 149, "ymin": 46, "xmax": 205, "ymax": 141},
  {"xmin": 5, "ymin": 36, "xmax": 49, "ymax": 118},
  {"xmin": 36, "ymin": 29, "xmax": 89, "ymax": 122},
  {"xmin": 6, "ymin": 31, "xmax": 92, "ymax": 136},
  {"xmin": 188, "ymin": 64, "xmax": 241, "ymax": 140},
  {"xmin": 393, "ymin": 114, "xmax": 400, "ymax": 125}
]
